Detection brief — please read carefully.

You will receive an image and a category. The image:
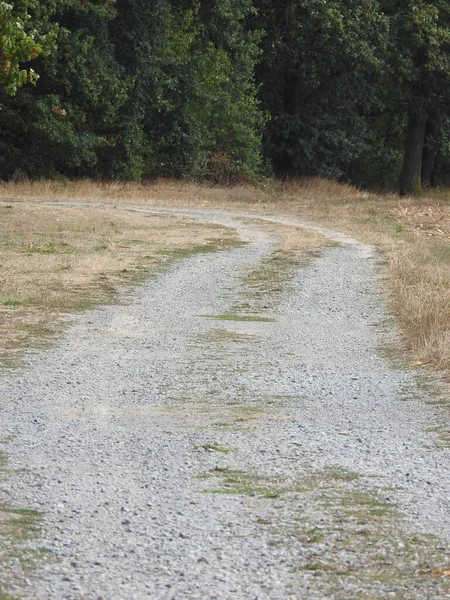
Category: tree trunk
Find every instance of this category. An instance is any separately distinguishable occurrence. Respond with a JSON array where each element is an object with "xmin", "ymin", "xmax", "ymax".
[
  {"xmin": 421, "ymin": 121, "xmax": 437, "ymax": 188},
  {"xmin": 400, "ymin": 115, "xmax": 426, "ymax": 196}
]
